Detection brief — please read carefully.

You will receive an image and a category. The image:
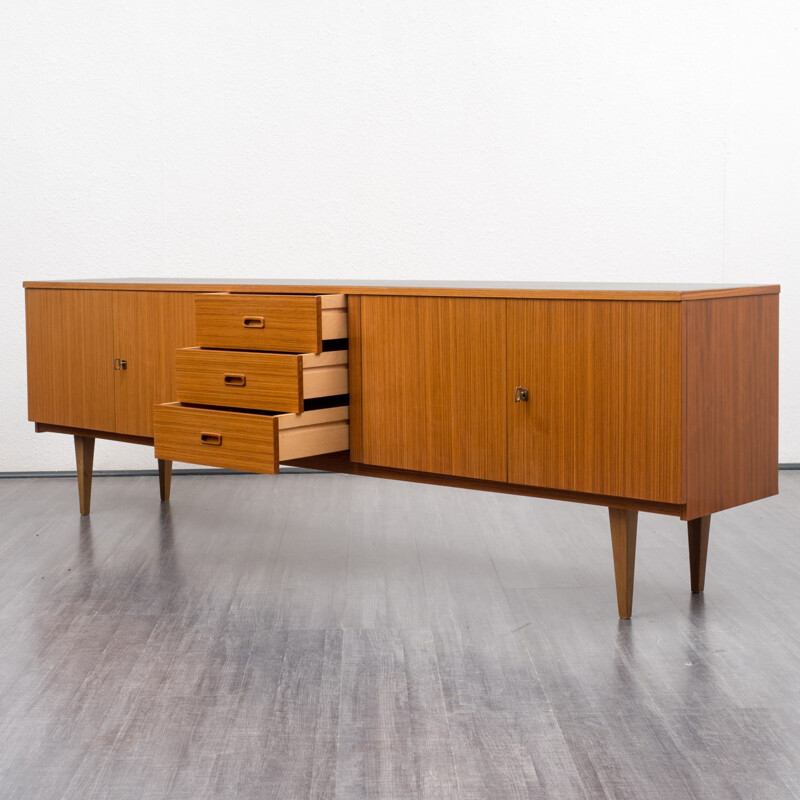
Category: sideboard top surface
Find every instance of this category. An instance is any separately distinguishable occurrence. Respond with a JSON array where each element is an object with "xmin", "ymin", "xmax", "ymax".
[{"xmin": 22, "ymin": 278, "xmax": 780, "ymax": 301}]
